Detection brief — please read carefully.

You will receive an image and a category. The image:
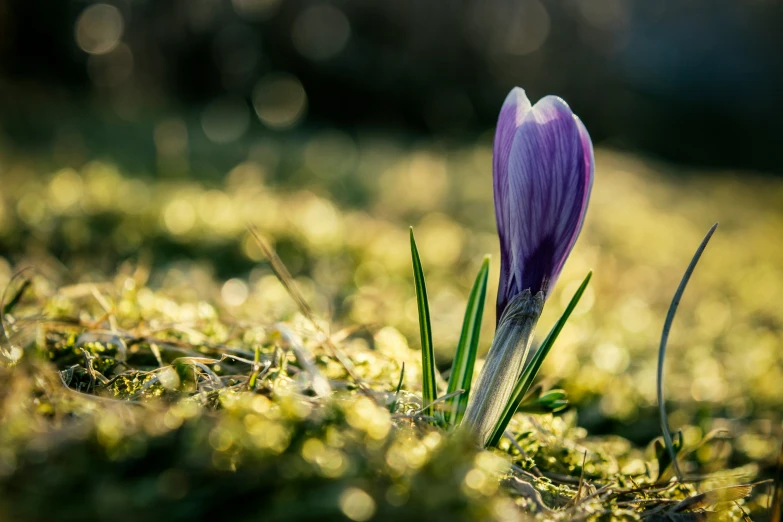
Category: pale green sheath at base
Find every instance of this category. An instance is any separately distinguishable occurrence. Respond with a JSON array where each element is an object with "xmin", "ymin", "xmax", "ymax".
[{"xmin": 461, "ymin": 289, "xmax": 544, "ymax": 447}]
